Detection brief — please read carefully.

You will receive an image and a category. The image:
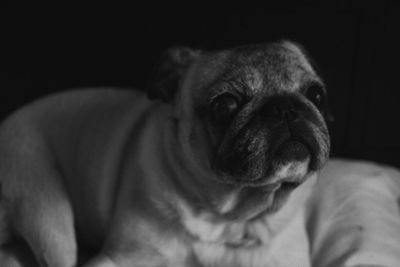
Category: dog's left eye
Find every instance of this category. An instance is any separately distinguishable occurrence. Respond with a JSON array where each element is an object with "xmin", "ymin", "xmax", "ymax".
[
  {"xmin": 210, "ymin": 93, "xmax": 240, "ymax": 122},
  {"xmin": 306, "ymin": 84, "xmax": 325, "ymax": 110}
]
